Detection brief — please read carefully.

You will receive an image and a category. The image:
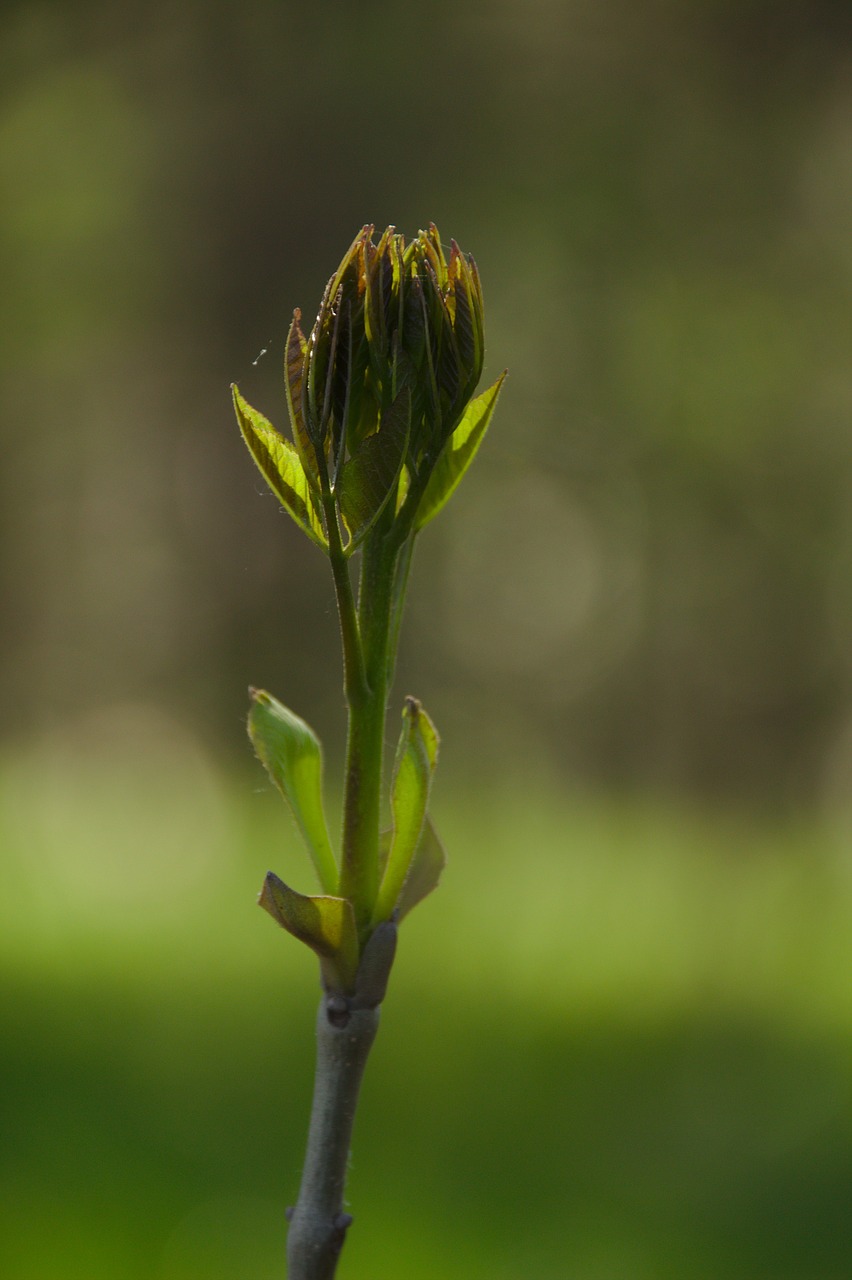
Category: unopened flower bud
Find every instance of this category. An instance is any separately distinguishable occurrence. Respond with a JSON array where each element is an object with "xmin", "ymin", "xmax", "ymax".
[{"xmin": 234, "ymin": 223, "xmax": 503, "ymax": 552}]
